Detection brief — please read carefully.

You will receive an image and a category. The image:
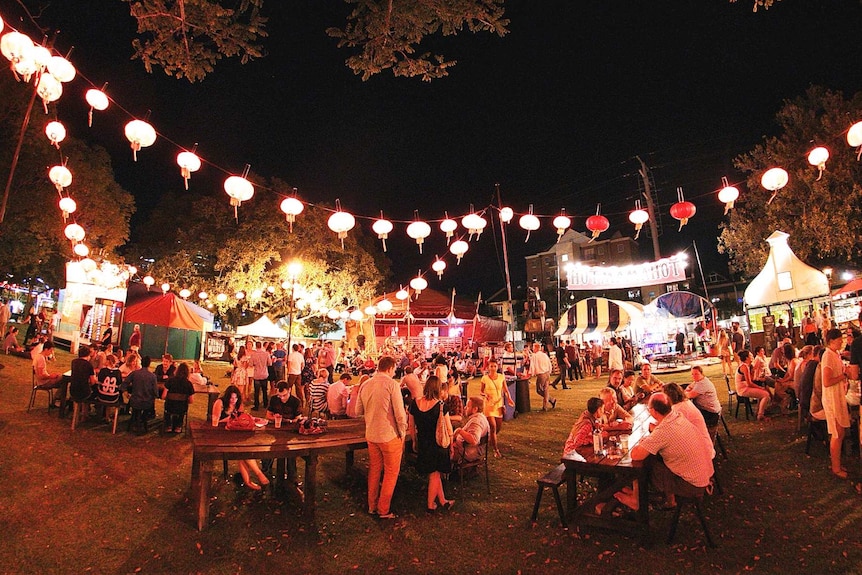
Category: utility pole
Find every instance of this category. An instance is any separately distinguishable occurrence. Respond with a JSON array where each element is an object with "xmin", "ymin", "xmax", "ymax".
[
  {"xmin": 496, "ymin": 183, "xmax": 515, "ymax": 344},
  {"xmin": 636, "ymin": 156, "xmax": 662, "ymax": 260}
]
